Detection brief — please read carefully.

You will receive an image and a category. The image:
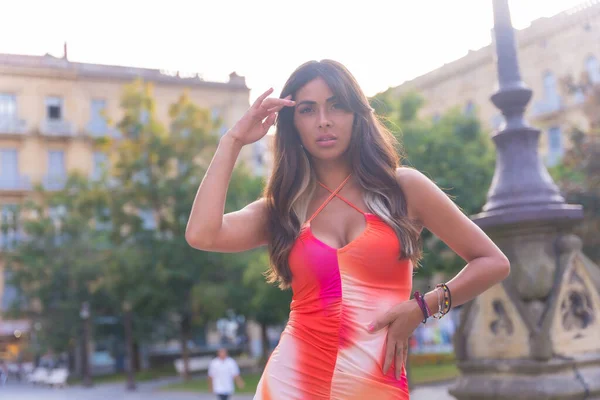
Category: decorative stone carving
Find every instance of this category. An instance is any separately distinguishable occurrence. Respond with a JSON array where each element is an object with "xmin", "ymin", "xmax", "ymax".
[
  {"xmin": 551, "ymin": 256, "xmax": 600, "ymax": 355},
  {"xmin": 490, "ymin": 299, "xmax": 514, "ymax": 335},
  {"xmin": 561, "ymin": 271, "xmax": 594, "ymax": 331},
  {"xmin": 464, "ymin": 283, "xmax": 529, "ymax": 359}
]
